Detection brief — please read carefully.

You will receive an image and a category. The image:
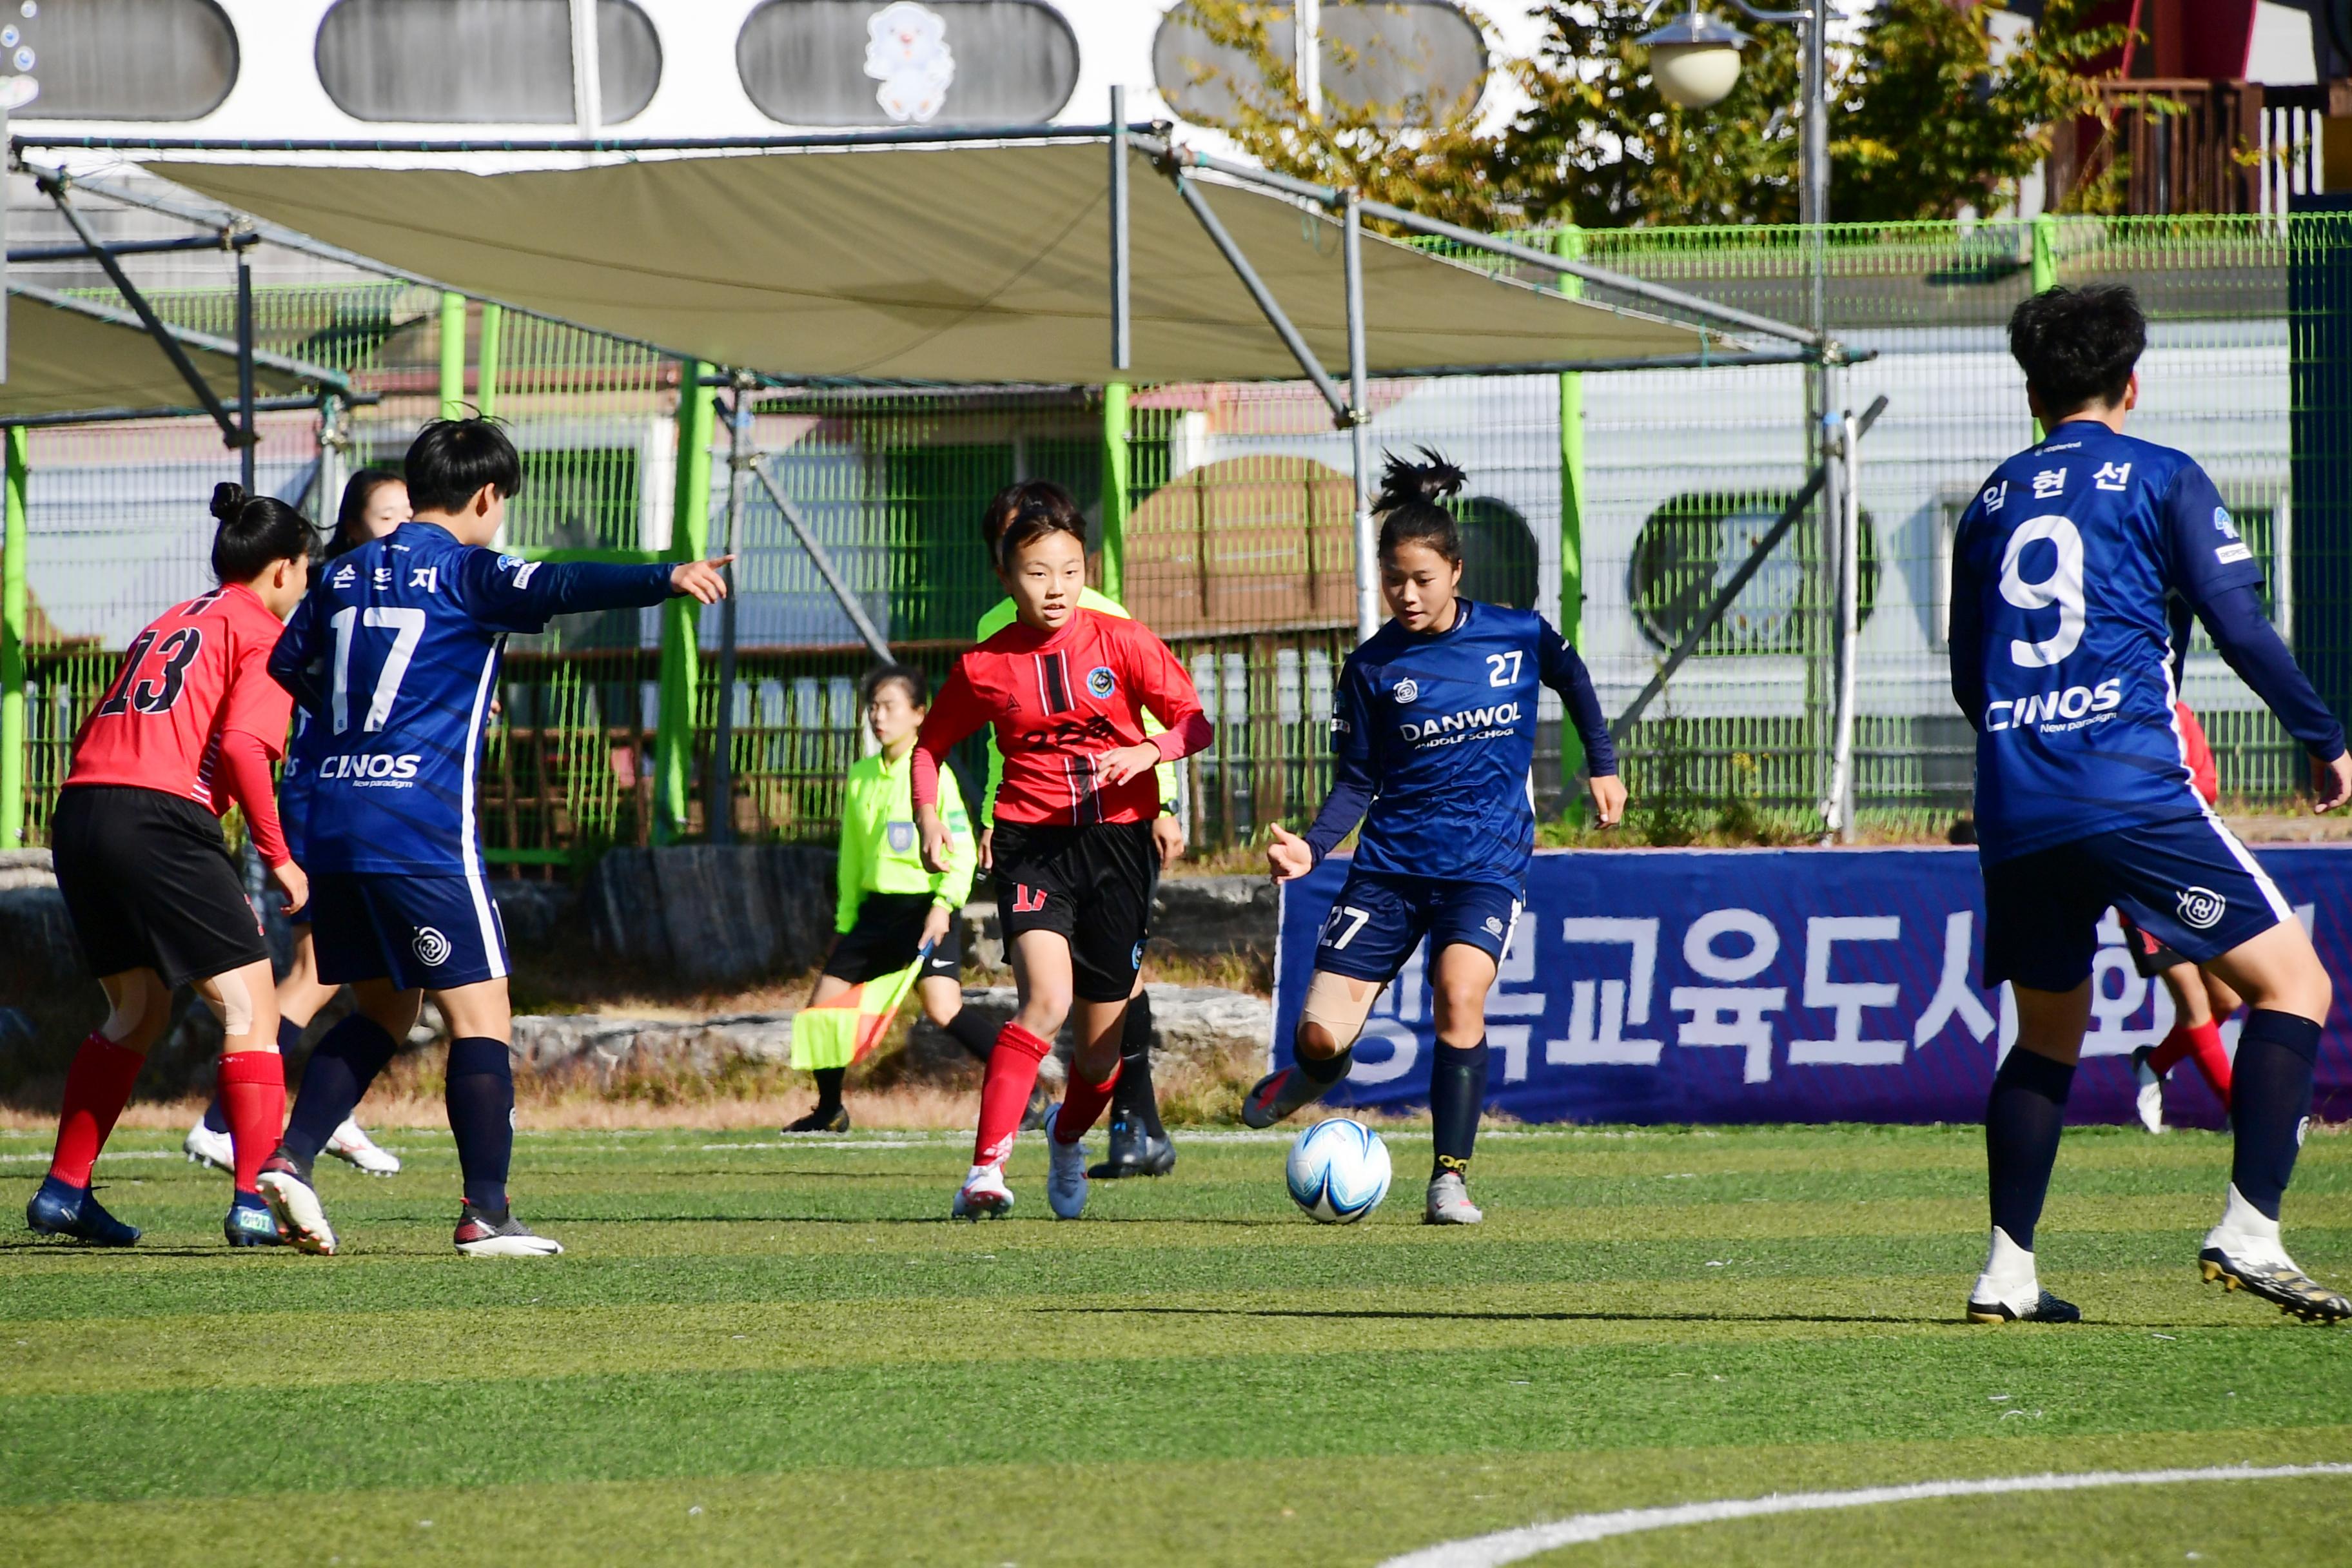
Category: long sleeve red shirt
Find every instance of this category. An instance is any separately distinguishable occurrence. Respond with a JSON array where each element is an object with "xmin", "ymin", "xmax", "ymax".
[{"xmin": 912, "ymin": 609, "xmax": 1211, "ymax": 827}]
